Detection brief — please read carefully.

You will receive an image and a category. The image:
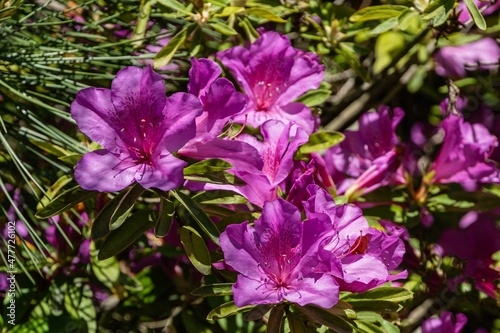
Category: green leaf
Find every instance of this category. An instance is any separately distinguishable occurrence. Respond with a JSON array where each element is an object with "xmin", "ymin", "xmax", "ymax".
[
  {"xmin": 91, "ymin": 249, "xmax": 120, "ymax": 289},
  {"xmin": 373, "ymin": 31, "xmax": 406, "ymax": 74},
  {"xmin": 422, "ymin": 0, "xmax": 455, "ymax": 26},
  {"xmin": 91, "ymin": 184, "xmax": 144, "ymax": 240},
  {"xmin": 341, "ymin": 287, "xmax": 413, "ymax": 304},
  {"xmin": 295, "ymin": 81, "xmax": 332, "ymax": 107},
  {"xmin": 210, "ymin": 20, "xmax": 239, "ymax": 35},
  {"xmin": 132, "ymin": 0, "xmax": 153, "ymax": 47},
  {"xmin": 184, "ymin": 159, "xmax": 234, "ymax": 175},
  {"xmin": 10, "ymin": 318, "xmax": 49, "ymax": 333},
  {"xmin": 154, "ymin": 24, "xmax": 195, "ymax": 68},
  {"xmin": 246, "ymin": 7, "xmax": 287, "ymax": 22},
  {"xmin": 36, "ymin": 185, "xmax": 97, "ymax": 219},
  {"xmin": 463, "ymin": 0, "xmax": 487, "ymax": 30},
  {"xmin": 36, "ymin": 174, "xmax": 73, "ymax": 210},
  {"xmin": 97, "ymin": 210, "xmax": 157, "ymax": 260},
  {"xmin": 155, "ymin": 196, "xmax": 175, "ymax": 237},
  {"xmin": 215, "ymin": 6, "xmax": 245, "ymax": 17},
  {"xmin": 335, "ymin": 42, "xmax": 370, "ymax": 82},
  {"xmin": 58, "ymin": 153, "xmax": 82, "ymax": 165},
  {"xmin": 267, "ymin": 305, "xmax": 285, "ymax": 333},
  {"xmin": 180, "ymin": 225, "xmax": 212, "ymax": 275},
  {"xmin": 294, "ymin": 305, "xmax": 357, "ymax": 333},
  {"xmin": 193, "ymin": 190, "xmax": 248, "ymax": 205},
  {"xmin": 171, "ymin": 190, "xmax": 221, "ymax": 245},
  {"xmin": 344, "ymin": 300, "xmax": 402, "ymax": 312},
  {"xmin": 184, "ymin": 171, "xmax": 246, "ymax": 185},
  {"xmin": 64, "ymin": 282, "xmax": 97, "ymax": 333},
  {"xmin": 191, "ymin": 283, "xmax": 234, "ymax": 296},
  {"xmin": 299, "ymin": 131, "xmax": 345, "ymax": 154},
  {"xmin": 29, "ymin": 139, "xmax": 75, "ymax": 158},
  {"xmin": 427, "ymin": 189, "xmax": 500, "ymax": 212},
  {"xmin": 207, "ymin": 301, "xmax": 253, "ymax": 320},
  {"xmin": 350, "ymin": 5, "xmax": 408, "ymax": 22},
  {"xmin": 157, "ymin": 0, "xmax": 193, "ymax": 15}
]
